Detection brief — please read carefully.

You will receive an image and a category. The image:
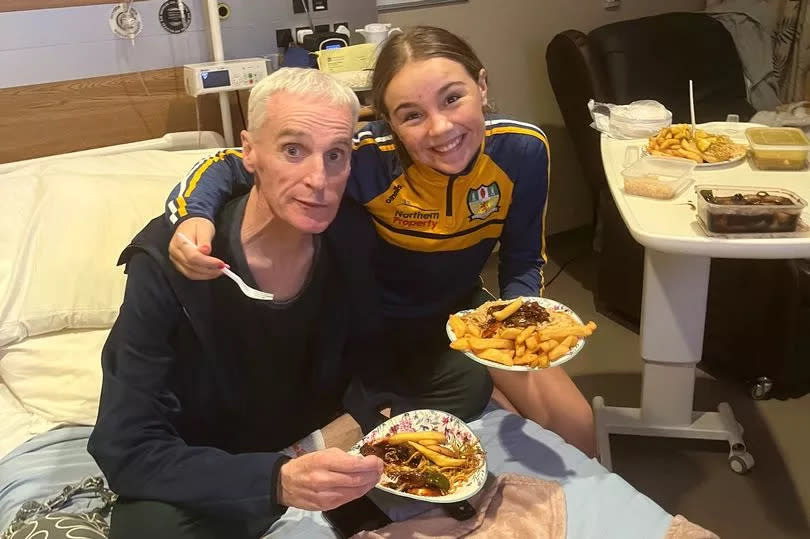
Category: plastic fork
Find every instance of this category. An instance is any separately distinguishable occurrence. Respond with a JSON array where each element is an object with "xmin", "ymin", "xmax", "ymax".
[{"xmin": 176, "ymin": 232, "xmax": 275, "ymax": 301}]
